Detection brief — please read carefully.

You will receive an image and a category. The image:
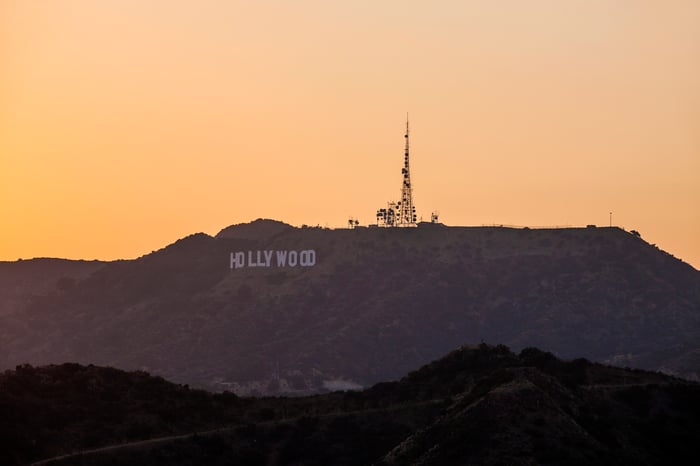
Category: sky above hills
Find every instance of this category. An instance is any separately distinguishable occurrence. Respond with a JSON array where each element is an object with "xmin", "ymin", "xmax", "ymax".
[{"xmin": 1, "ymin": 1, "xmax": 698, "ymax": 268}]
